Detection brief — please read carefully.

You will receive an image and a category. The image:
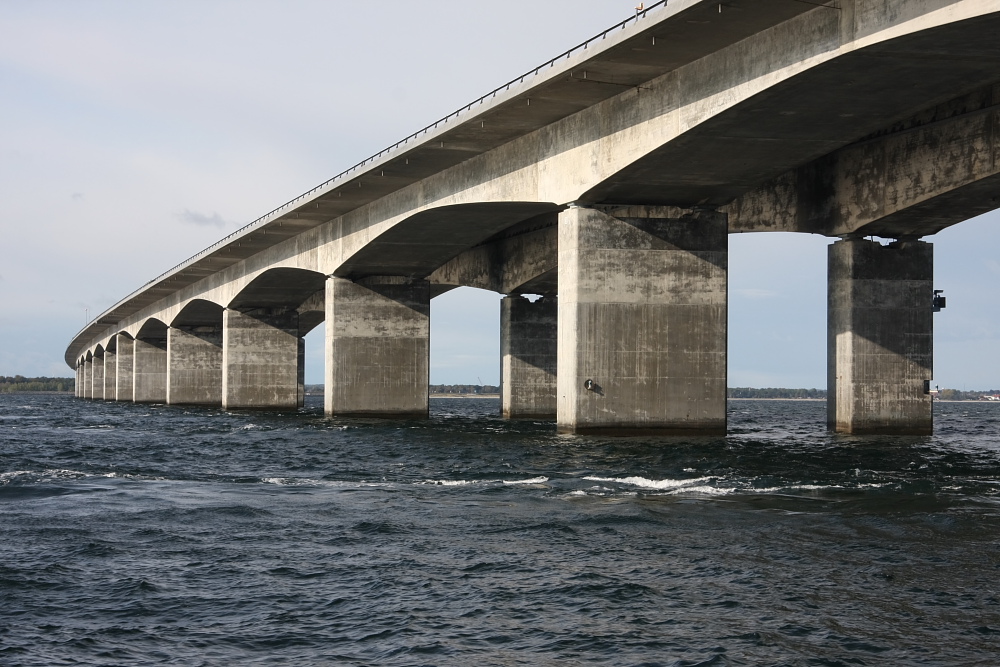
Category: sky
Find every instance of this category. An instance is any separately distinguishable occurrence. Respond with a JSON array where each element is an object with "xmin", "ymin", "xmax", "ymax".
[{"xmin": 1, "ymin": 1, "xmax": 998, "ymax": 390}]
